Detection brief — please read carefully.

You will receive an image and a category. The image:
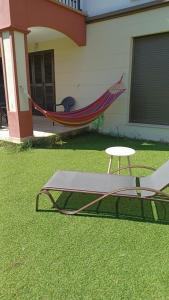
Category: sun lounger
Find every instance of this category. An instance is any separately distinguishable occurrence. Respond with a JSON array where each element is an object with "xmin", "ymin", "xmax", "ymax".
[{"xmin": 36, "ymin": 160, "xmax": 169, "ymax": 218}]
